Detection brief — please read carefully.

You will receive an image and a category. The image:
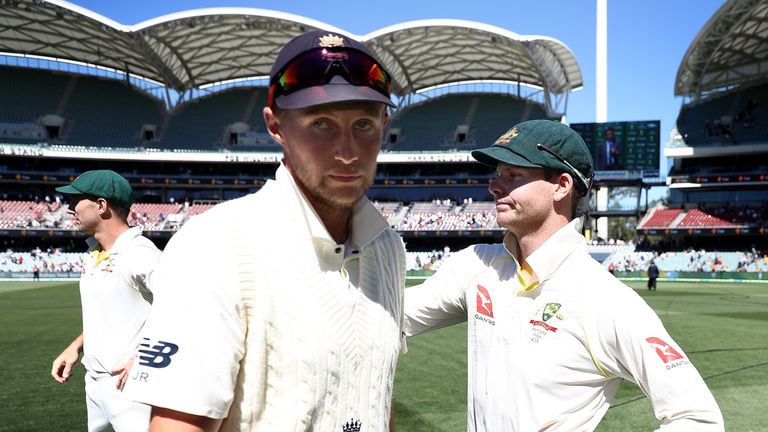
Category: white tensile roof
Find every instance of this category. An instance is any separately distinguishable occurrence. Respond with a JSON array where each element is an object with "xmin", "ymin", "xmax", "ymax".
[
  {"xmin": 676, "ymin": 0, "xmax": 768, "ymax": 98},
  {"xmin": 0, "ymin": 0, "xmax": 582, "ymax": 97}
]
